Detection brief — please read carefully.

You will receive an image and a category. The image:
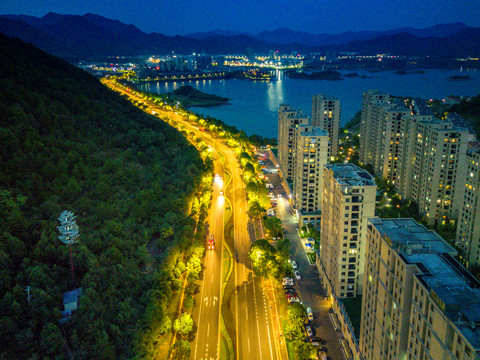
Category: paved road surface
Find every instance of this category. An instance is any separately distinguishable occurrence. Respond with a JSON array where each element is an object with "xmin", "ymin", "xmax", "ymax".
[
  {"xmin": 261, "ymin": 150, "xmax": 346, "ymax": 360},
  {"xmin": 102, "ymin": 80, "xmax": 279, "ymax": 360}
]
